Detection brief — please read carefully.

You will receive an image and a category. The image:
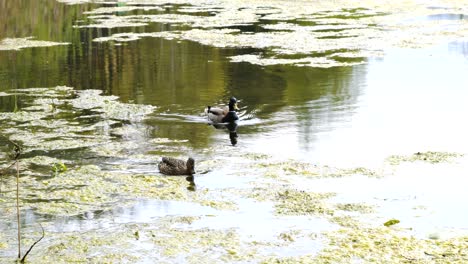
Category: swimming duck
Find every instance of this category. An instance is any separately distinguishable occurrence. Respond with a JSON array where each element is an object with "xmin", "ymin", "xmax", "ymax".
[
  {"xmin": 158, "ymin": 157, "xmax": 195, "ymax": 176},
  {"xmin": 207, "ymin": 97, "xmax": 239, "ymax": 123}
]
